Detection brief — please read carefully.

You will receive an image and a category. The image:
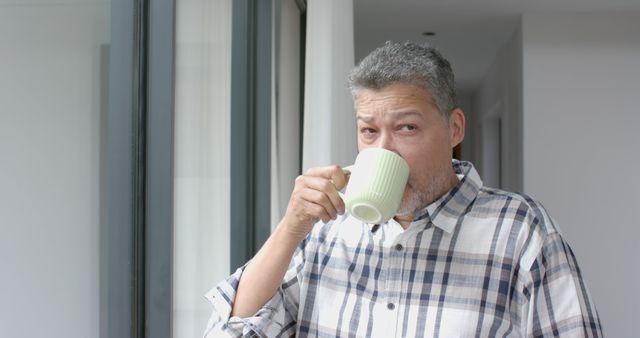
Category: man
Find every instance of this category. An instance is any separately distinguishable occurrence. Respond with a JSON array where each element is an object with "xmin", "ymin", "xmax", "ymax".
[{"xmin": 204, "ymin": 42, "xmax": 602, "ymax": 337}]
